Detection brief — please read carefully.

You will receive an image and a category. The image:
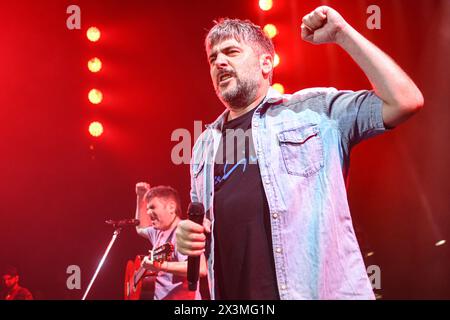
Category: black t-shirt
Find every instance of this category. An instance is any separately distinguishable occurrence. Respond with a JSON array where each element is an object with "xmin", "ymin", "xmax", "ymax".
[{"xmin": 213, "ymin": 106, "xmax": 280, "ymax": 300}]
